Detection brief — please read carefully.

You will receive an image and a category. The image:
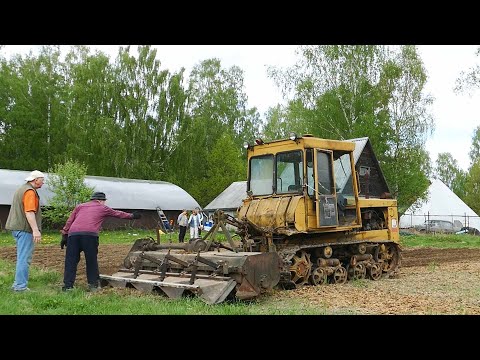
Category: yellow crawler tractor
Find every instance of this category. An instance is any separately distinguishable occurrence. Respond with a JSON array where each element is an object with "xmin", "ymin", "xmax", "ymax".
[{"xmin": 99, "ymin": 134, "xmax": 401, "ymax": 304}]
